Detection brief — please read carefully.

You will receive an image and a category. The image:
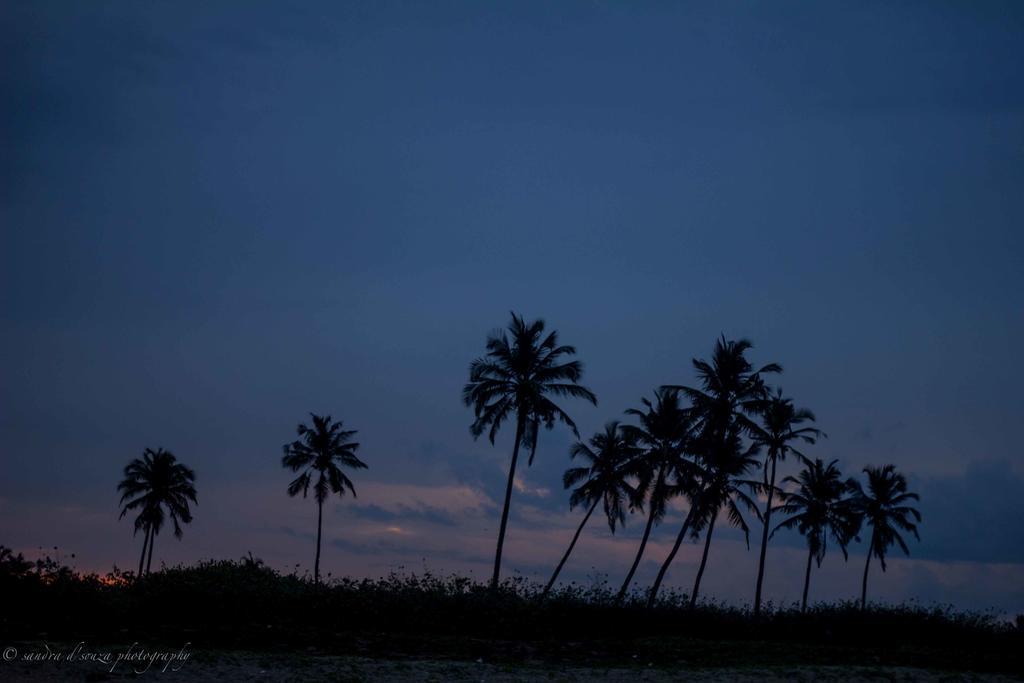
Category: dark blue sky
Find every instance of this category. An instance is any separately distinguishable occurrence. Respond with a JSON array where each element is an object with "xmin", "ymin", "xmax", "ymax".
[{"xmin": 2, "ymin": 1, "xmax": 1023, "ymax": 612}]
